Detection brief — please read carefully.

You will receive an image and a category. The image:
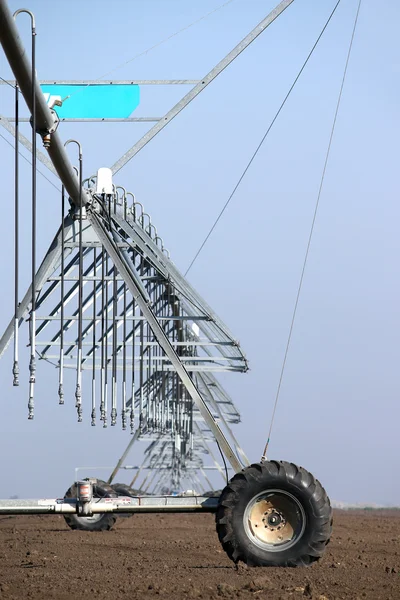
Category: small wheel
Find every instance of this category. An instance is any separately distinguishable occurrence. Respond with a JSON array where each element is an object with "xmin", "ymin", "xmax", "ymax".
[
  {"xmin": 216, "ymin": 461, "xmax": 332, "ymax": 567},
  {"xmin": 63, "ymin": 480, "xmax": 117, "ymax": 532}
]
